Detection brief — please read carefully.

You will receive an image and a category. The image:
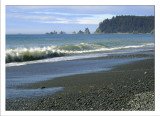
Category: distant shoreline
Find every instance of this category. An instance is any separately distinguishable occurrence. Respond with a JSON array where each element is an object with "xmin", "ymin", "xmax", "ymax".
[
  {"xmin": 6, "ymin": 33, "xmax": 154, "ymax": 35},
  {"xmin": 93, "ymin": 33, "xmax": 154, "ymax": 34}
]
